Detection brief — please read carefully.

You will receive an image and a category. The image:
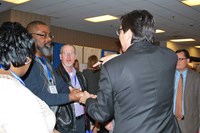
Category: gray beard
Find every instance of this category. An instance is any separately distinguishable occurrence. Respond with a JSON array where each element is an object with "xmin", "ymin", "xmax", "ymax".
[{"xmin": 38, "ymin": 46, "xmax": 52, "ymax": 56}]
